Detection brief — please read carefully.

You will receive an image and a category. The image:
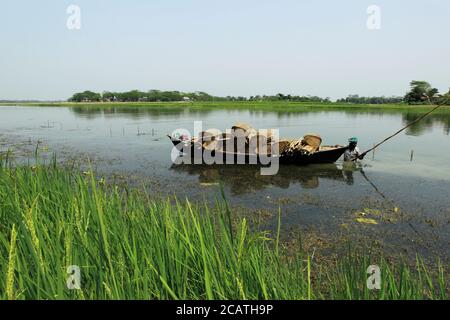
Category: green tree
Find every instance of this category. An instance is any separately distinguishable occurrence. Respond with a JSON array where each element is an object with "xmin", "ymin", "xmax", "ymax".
[
  {"xmin": 69, "ymin": 91, "xmax": 101, "ymax": 102},
  {"xmin": 404, "ymin": 81, "xmax": 439, "ymax": 104},
  {"xmin": 441, "ymin": 88, "xmax": 450, "ymax": 105}
]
